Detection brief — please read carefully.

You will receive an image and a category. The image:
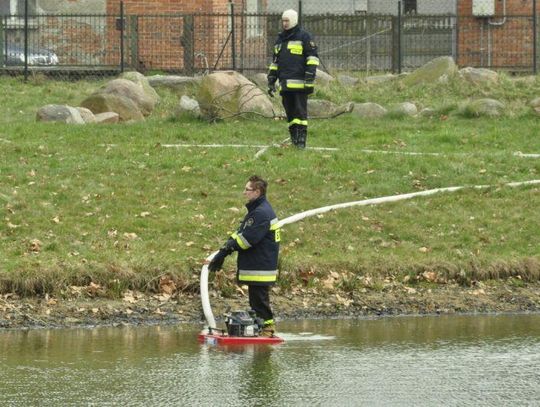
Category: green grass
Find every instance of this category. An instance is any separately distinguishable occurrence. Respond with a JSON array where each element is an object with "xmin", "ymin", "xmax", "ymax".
[{"xmin": 0, "ymin": 74, "xmax": 539, "ymax": 296}]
